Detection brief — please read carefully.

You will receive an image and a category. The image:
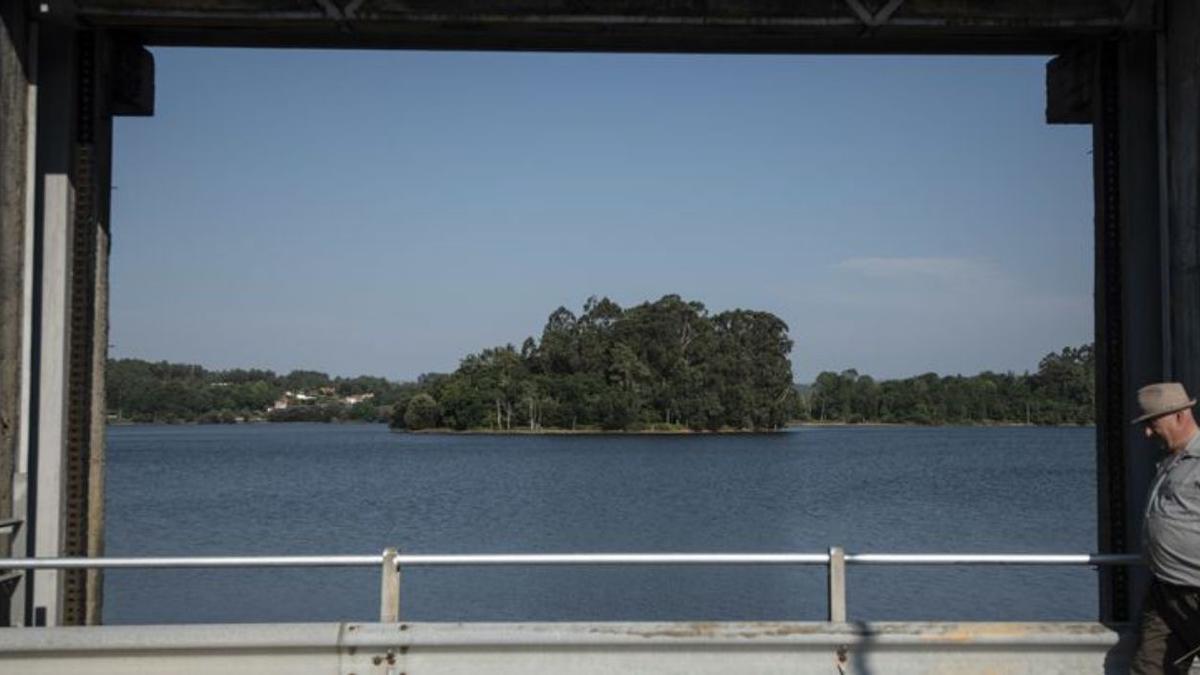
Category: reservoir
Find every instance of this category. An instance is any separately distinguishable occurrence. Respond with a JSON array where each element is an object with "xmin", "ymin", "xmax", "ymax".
[{"xmin": 103, "ymin": 424, "xmax": 1097, "ymax": 624}]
